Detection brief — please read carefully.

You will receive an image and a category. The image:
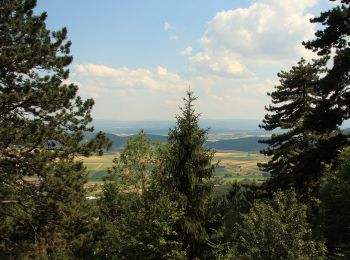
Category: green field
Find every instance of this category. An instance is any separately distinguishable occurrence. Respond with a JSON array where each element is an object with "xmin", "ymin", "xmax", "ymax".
[
  {"xmin": 213, "ymin": 150, "xmax": 268, "ymax": 183},
  {"xmin": 81, "ymin": 150, "xmax": 268, "ymax": 184},
  {"xmin": 79, "ymin": 154, "xmax": 115, "ymax": 181}
]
